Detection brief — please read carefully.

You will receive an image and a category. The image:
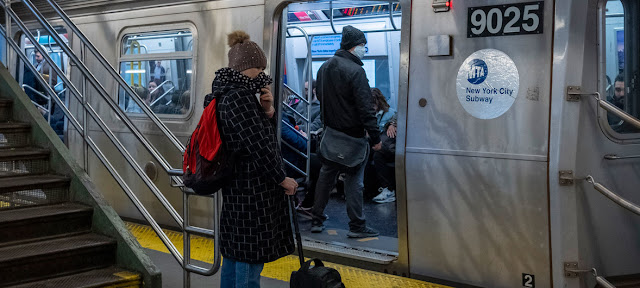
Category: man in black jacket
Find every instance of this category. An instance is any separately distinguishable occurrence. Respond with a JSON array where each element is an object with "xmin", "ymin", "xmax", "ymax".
[{"xmin": 311, "ymin": 25, "xmax": 382, "ymax": 238}]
